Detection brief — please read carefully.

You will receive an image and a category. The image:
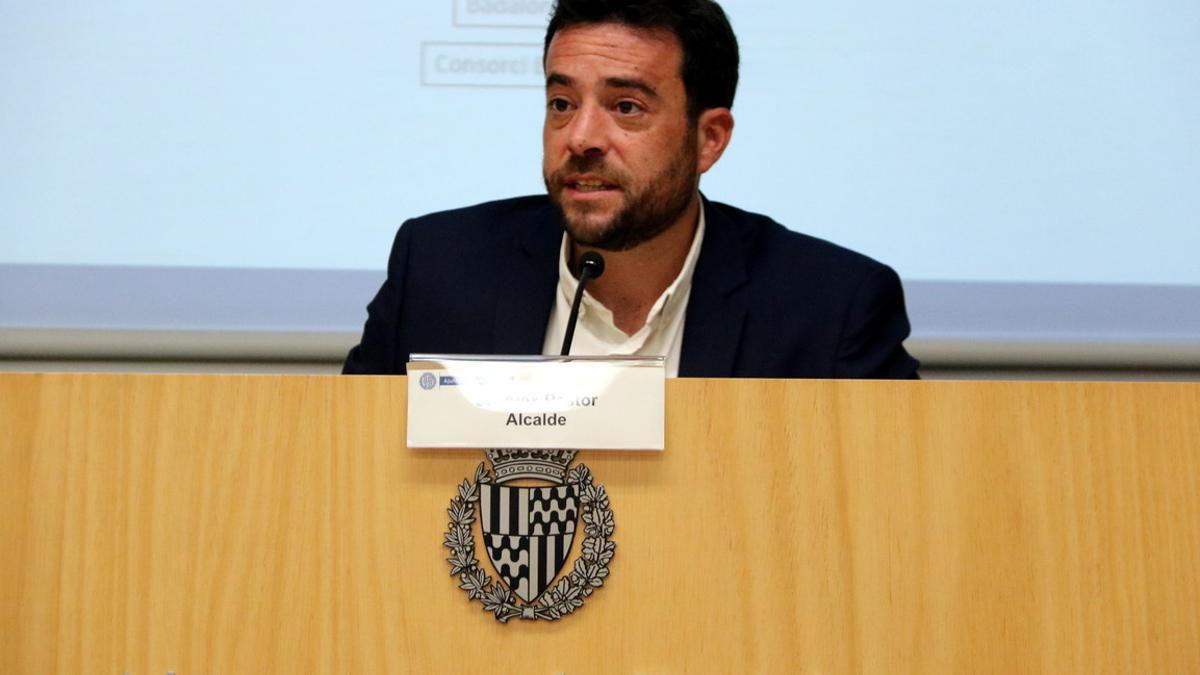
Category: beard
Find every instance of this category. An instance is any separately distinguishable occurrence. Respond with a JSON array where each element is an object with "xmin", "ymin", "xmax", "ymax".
[{"xmin": 543, "ymin": 133, "xmax": 699, "ymax": 252}]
